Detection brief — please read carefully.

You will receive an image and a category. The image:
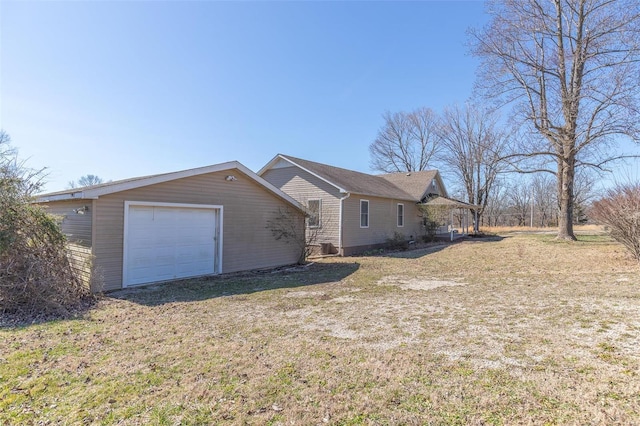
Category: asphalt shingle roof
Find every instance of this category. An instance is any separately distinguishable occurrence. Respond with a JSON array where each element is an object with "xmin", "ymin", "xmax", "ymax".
[
  {"xmin": 378, "ymin": 170, "xmax": 439, "ymax": 201},
  {"xmin": 279, "ymin": 155, "xmax": 439, "ymax": 201}
]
